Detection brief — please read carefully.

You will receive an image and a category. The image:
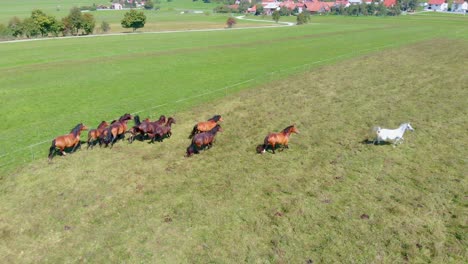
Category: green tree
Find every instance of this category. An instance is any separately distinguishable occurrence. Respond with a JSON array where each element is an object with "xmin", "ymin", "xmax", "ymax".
[
  {"xmin": 82, "ymin": 13, "xmax": 95, "ymax": 35},
  {"xmin": 144, "ymin": 0, "xmax": 154, "ymax": 9},
  {"xmin": 272, "ymin": 10, "xmax": 280, "ymax": 22},
  {"xmin": 22, "ymin": 17, "xmax": 40, "ymax": 38},
  {"xmin": 31, "ymin": 9, "xmax": 57, "ymax": 36},
  {"xmin": 49, "ymin": 20, "xmax": 63, "ymax": 37},
  {"xmin": 8, "ymin": 17, "xmax": 23, "ymax": 37},
  {"xmin": 0, "ymin": 24, "xmax": 12, "ymax": 38},
  {"xmin": 255, "ymin": 4, "xmax": 264, "ymax": 15},
  {"xmin": 68, "ymin": 7, "xmax": 83, "ymax": 35},
  {"xmin": 238, "ymin": 0, "xmax": 250, "ymax": 13},
  {"xmin": 121, "ymin": 9, "xmax": 147, "ymax": 32},
  {"xmin": 296, "ymin": 12, "xmax": 310, "ymax": 25}
]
